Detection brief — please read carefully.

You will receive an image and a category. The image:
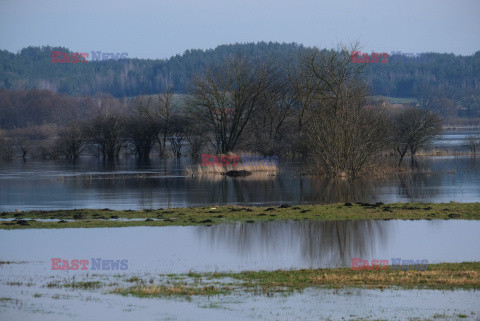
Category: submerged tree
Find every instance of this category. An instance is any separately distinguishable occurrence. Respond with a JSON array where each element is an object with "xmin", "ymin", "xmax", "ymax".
[
  {"xmin": 465, "ymin": 134, "xmax": 480, "ymax": 156},
  {"xmin": 391, "ymin": 107, "xmax": 442, "ymax": 166},
  {"xmin": 302, "ymin": 44, "xmax": 389, "ymax": 177},
  {"xmin": 187, "ymin": 56, "xmax": 277, "ymax": 153},
  {"xmin": 84, "ymin": 114, "xmax": 125, "ymax": 160},
  {"xmin": 55, "ymin": 123, "xmax": 85, "ymax": 160},
  {"xmin": 152, "ymin": 89, "xmax": 176, "ymax": 158},
  {"xmin": 126, "ymin": 96, "xmax": 159, "ymax": 161}
]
